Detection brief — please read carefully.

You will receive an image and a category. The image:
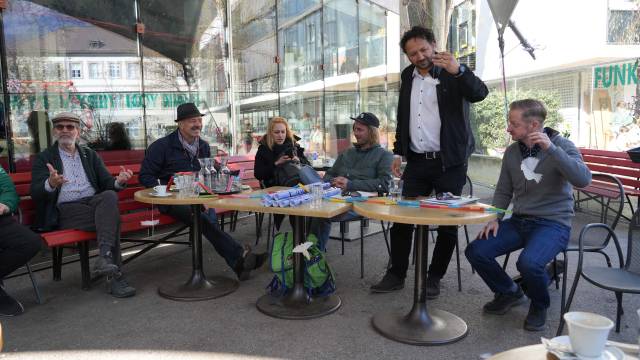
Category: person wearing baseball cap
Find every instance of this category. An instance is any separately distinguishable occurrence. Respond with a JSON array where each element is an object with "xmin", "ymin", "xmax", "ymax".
[
  {"xmin": 308, "ymin": 112, "xmax": 393, "ymax": 251},
  {"xmin": 139, "ymin": 102, "xmax": 266, "ymax": 281},
  {"xmin": 30, "ymin": 111, "xmax": 136, "ymax": 298}
]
